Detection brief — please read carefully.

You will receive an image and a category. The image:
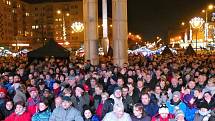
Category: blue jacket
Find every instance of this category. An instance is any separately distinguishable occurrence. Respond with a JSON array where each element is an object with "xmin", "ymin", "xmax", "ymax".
[
  {"xmin": 166, "ymin": 100, "xmax": 187, "ymax": 114},
  {"xmin": 185, "ymin": 106, "xmax": 197, "ymax": 121},
  {"xmin": 32, "ymin": 109, "xmax": 51, "ymax": 121},
  {"xmin": 143, "ymin": 102, "xmax": 159, "ymax": 117}
]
